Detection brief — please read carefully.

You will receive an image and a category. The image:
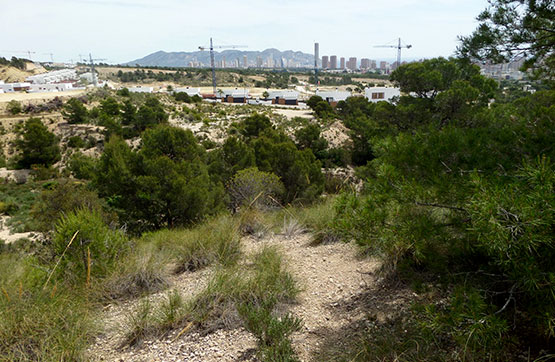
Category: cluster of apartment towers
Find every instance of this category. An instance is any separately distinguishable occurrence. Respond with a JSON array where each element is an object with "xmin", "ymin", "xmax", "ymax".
[{"xmin": 314, "ymin": 43, "xmax": 395, "ymax": 73}]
